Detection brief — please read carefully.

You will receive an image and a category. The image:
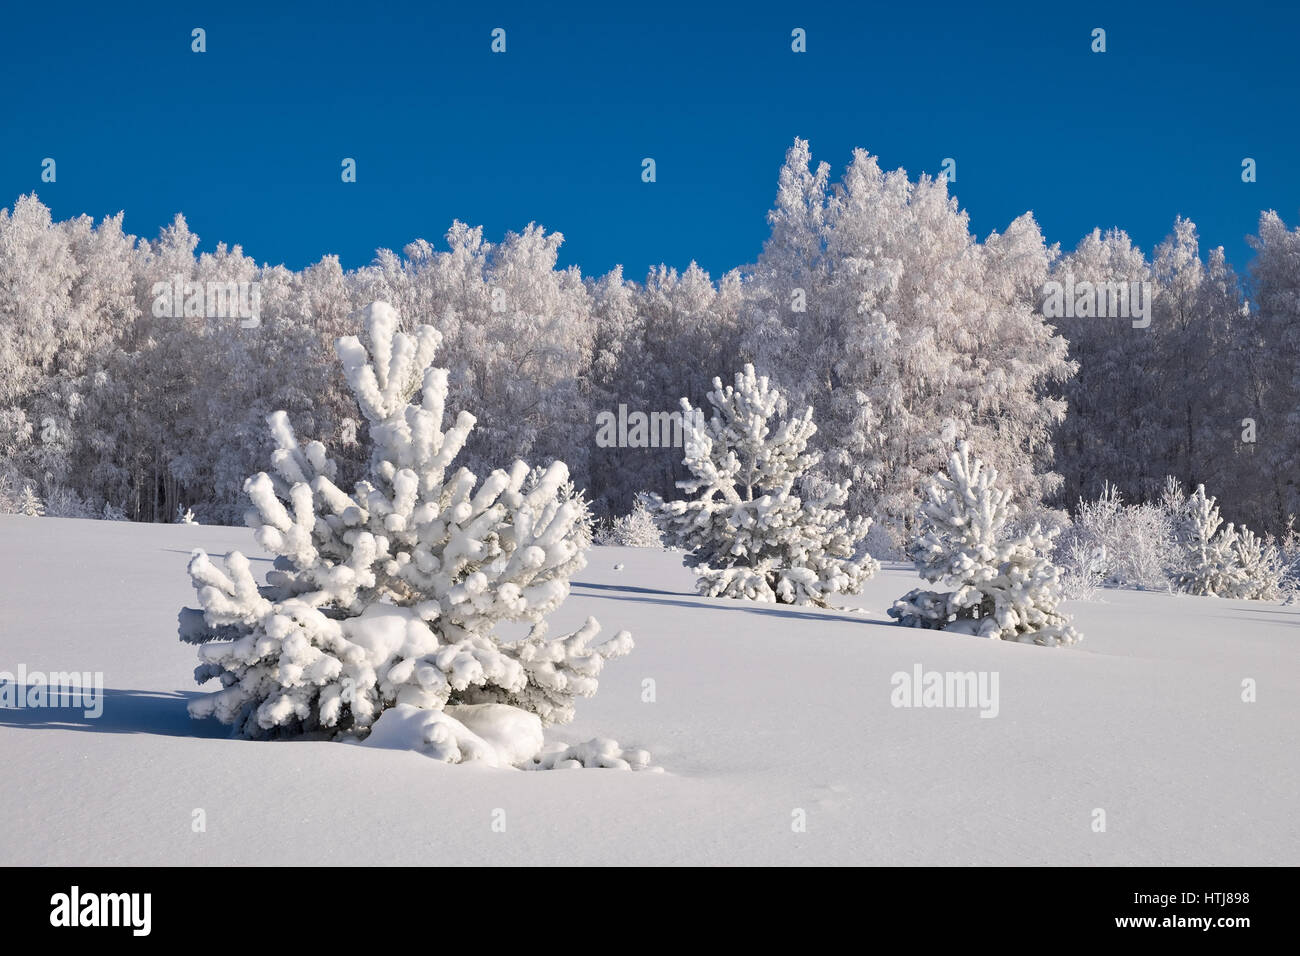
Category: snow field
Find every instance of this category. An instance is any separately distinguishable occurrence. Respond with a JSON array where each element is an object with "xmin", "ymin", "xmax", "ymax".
[{"xmin": 0, "ymin": 517, "xmax": 1295, "ymax": 865}]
